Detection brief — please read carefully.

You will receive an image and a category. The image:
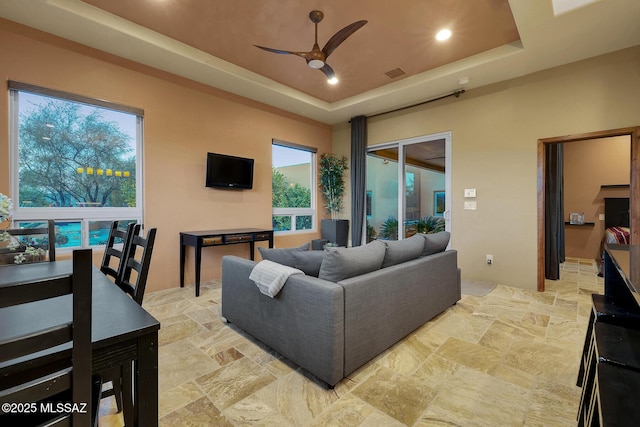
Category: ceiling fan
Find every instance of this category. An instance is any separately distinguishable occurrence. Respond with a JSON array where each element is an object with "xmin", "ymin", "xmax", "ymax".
[{"xmin": 254, "ymin": 10, "xmax": 367, "ymax": 83}]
